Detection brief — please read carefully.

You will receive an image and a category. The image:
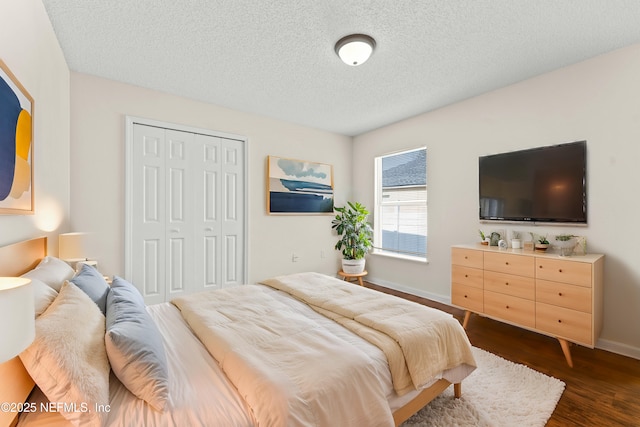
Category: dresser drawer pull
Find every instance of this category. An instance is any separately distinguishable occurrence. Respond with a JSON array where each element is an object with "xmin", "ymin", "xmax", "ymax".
[
  {"xmin": 505, "ymin": 282, "xmax": 509, "ymax": 286},
  {"xmin": 464, "ymin": 295, "xmax": 468, "ymax": 298},
  {"xmin": 505, "ymin": 305, "xmax": 510, "ymax": 309},
  {"xmin": 558, "ymin": 319, "xmax": 562, "ymax": 323},
  {"xmin": 505, "ymin": 262, "xmax": 509, "ymax": 265},
  {"xmin": 465, "ymin": 274, "xmax": 468, "ymax": 278},
  {"xmin": 464, "ymin": 256, "xmax": 468, "ymax": 259},
  {"xmin": 558, "ymin": 292, "xmax": 563, "ymax": 296},
  {"xmin": 558, "ymin": 269, "xmax": 563, "ymax": 273}
]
